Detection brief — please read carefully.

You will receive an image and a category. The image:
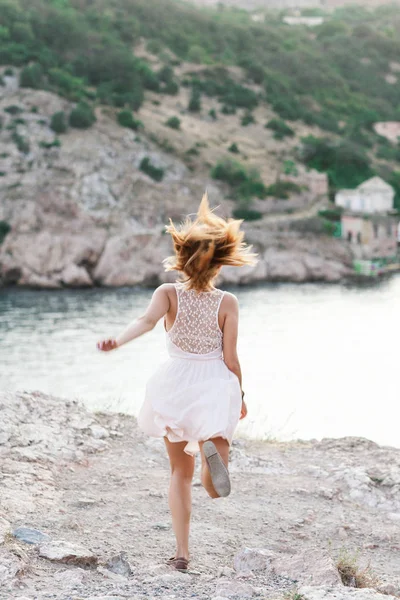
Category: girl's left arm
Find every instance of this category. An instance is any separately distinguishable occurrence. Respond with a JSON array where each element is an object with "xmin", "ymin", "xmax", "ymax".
[{"xmin": 97, "ymin": 285, "xmax": 170, "ymax": 352}]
